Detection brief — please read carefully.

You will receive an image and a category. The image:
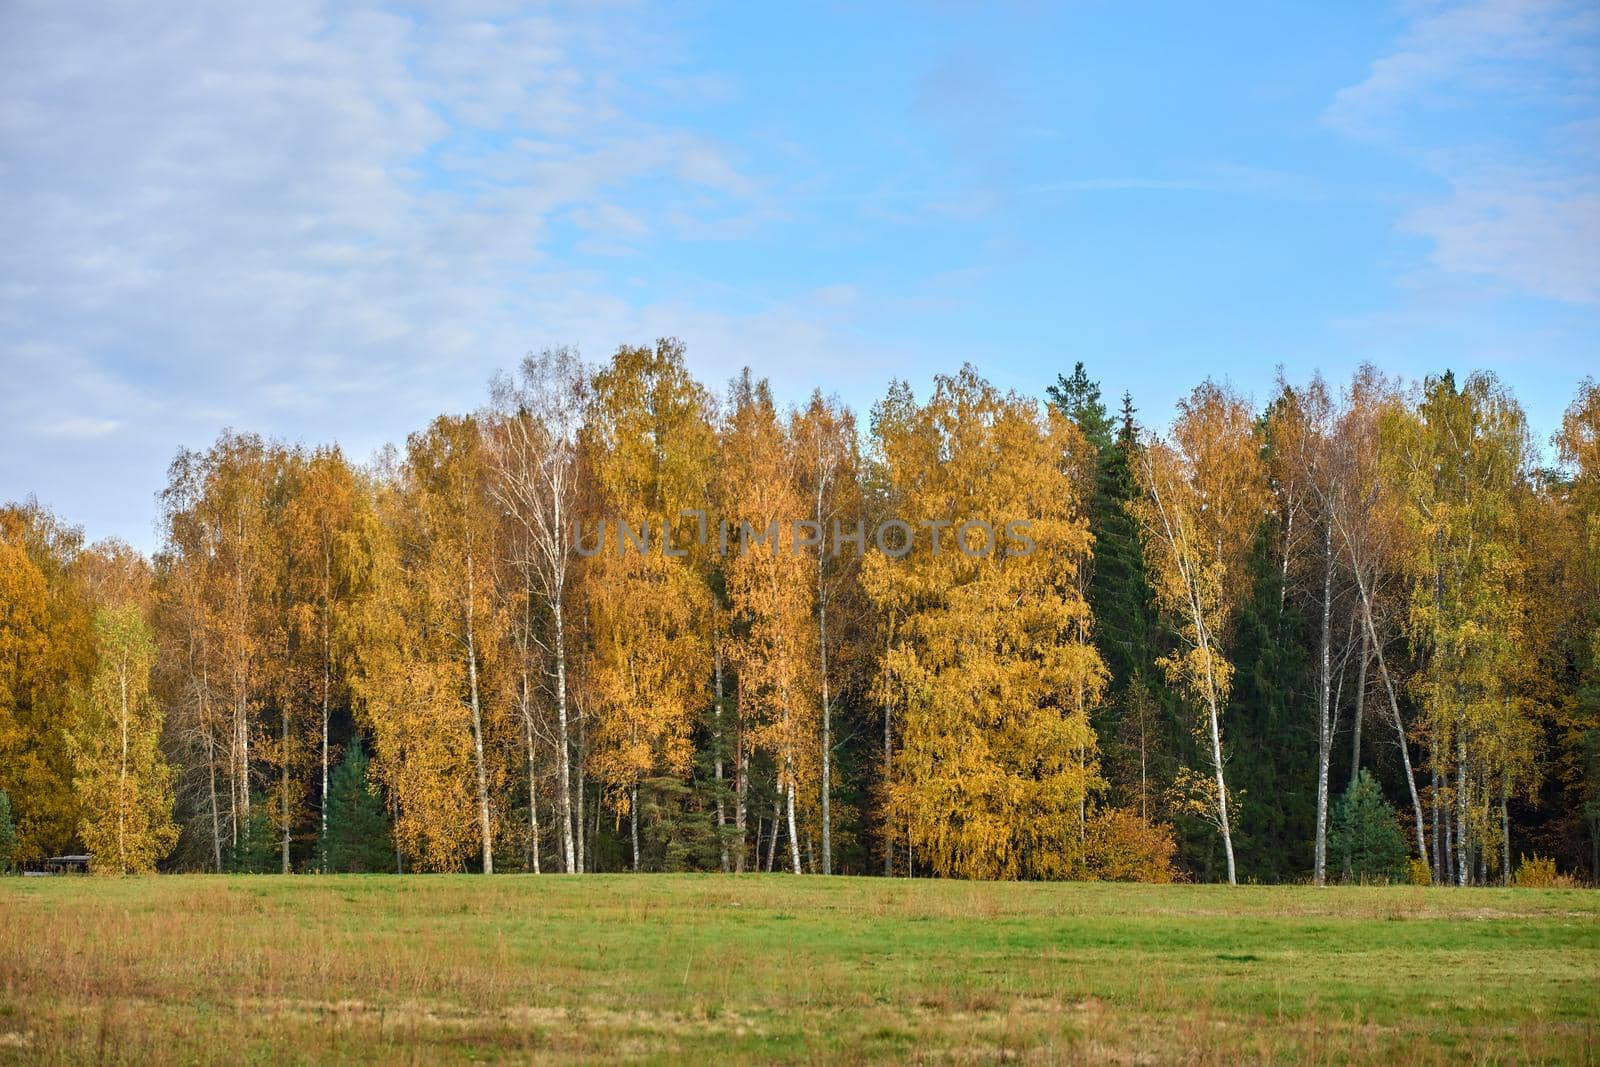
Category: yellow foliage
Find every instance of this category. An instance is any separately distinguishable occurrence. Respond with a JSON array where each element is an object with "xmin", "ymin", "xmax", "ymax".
[
  {"xmin": 1513, "ymin": 855, "xmax": 1559, "ymax": 888},
  {"xmin": 580, "ymin": 340, "xmax": 716, "ymax": 810},
  {"xmin": 67, "ymin": 603, "xmax": 179, "ymax": 874},
  {"xmin": 0, "ymin": 503, "xmax": 95, "ymax": 860},
  {"xmin": 347, "ymin": 418, "xmax": 510, "ymax": 872},
  {"xmin": 1130, "ymin": 381, "xmax": 1268, "ymax": 880},
  {"xmin": 1080, "ymin": 808, "xmax": 1178, "ymax": 883},
  {"xmin": 864, "ymin": 366, "xmax": 1107, "ymax": 880}
]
